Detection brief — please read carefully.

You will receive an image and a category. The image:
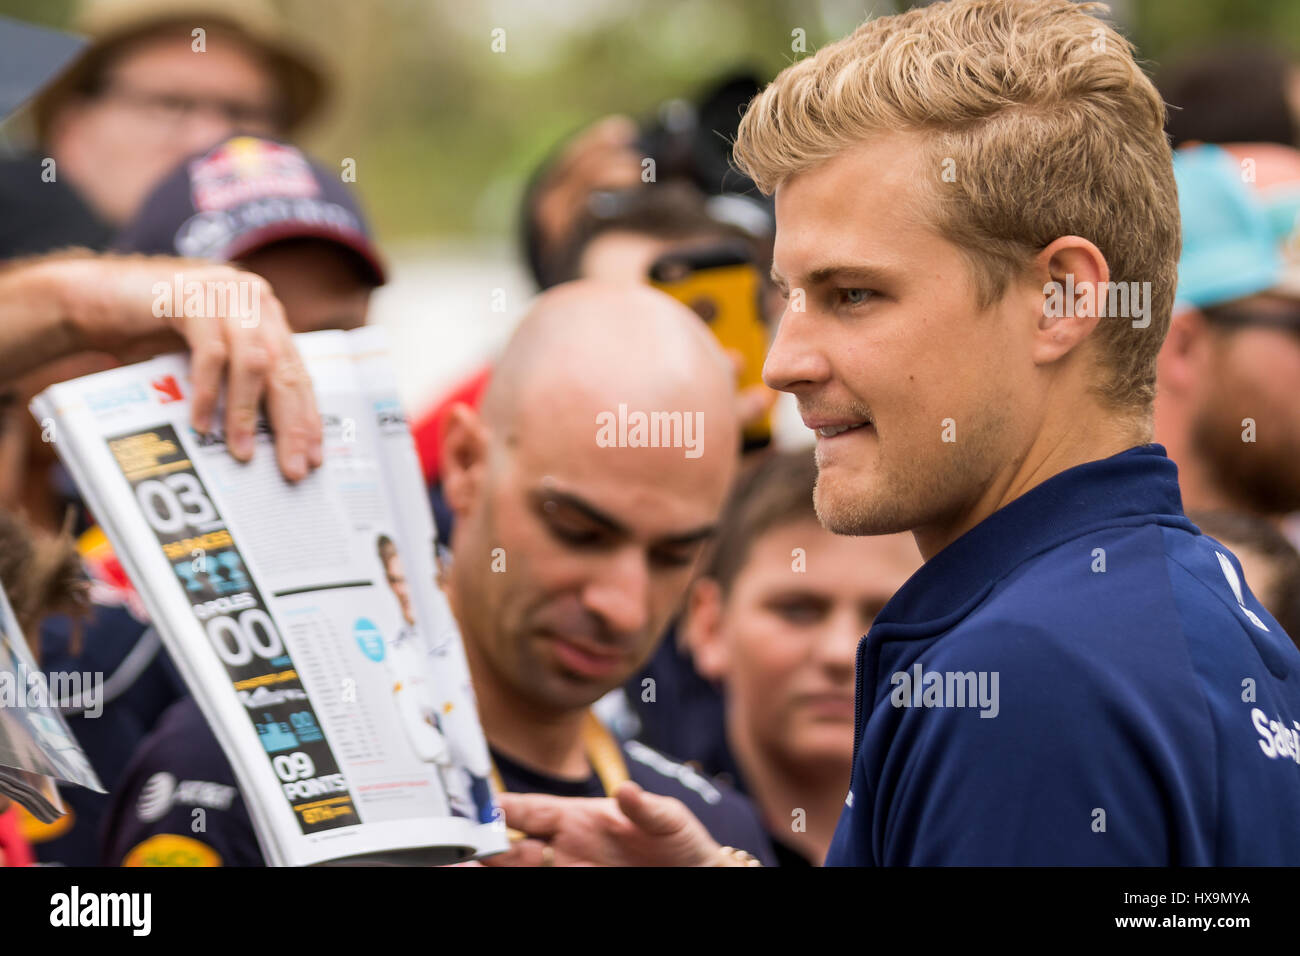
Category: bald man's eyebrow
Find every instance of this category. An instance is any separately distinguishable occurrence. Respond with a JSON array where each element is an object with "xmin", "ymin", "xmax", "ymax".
[
  {"xmin": 531, "ymin": 488, "xmax": 627, "ymax": 536},
  {"xmin": 655, "ymin": 525, "xmax": 718, "ymax": 549},
  {"xmin": 529, "ymin": 488, "xmax": 718, "ymax": 550}
]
